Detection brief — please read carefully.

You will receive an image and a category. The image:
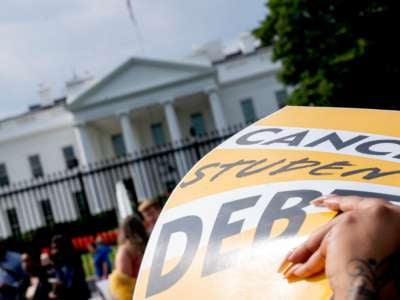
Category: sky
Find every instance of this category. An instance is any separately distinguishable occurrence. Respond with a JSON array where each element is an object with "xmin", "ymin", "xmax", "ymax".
[{"xmin": 0, "ymin": 0, "xmax": 267, "ymax": 118}]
